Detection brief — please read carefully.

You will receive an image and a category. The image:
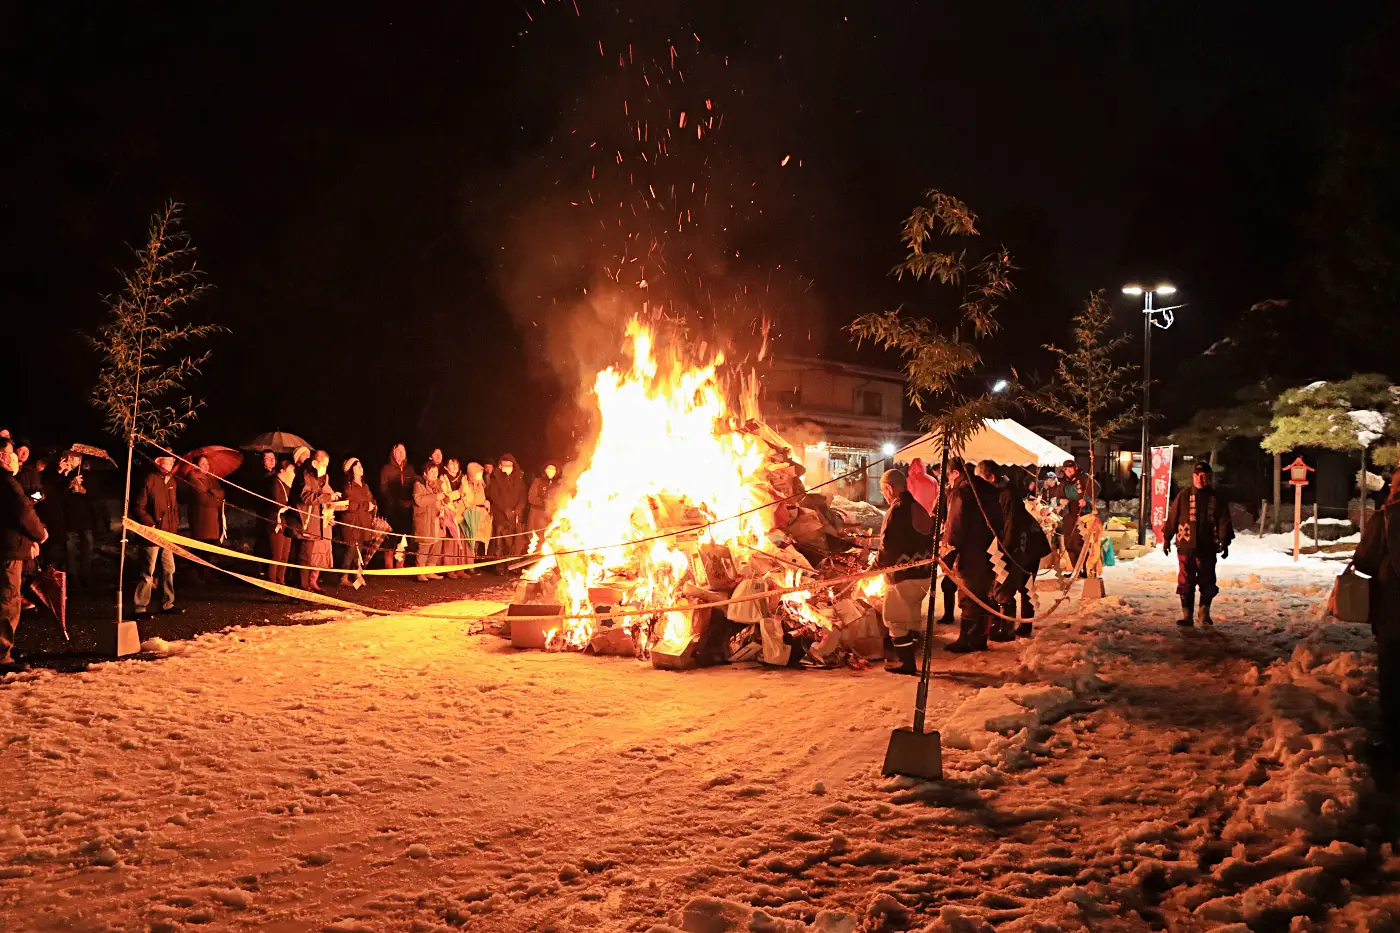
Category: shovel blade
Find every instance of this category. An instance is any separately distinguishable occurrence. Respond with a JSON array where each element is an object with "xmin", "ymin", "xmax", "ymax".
[{"xmin": 882, "ymin": 726, "xmax": 942, "ymax": 781}]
